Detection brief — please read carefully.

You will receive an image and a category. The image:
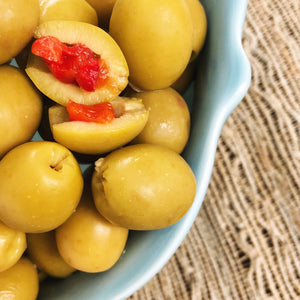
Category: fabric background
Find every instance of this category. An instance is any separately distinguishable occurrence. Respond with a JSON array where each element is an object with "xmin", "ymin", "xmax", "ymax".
[{"xmin": 129, "ymin": 0, "xmax": 300, "ymax": 299}]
